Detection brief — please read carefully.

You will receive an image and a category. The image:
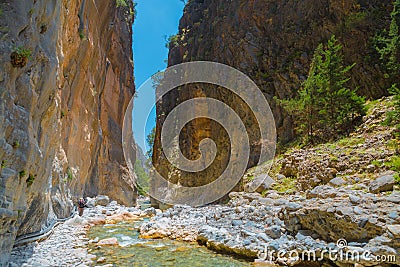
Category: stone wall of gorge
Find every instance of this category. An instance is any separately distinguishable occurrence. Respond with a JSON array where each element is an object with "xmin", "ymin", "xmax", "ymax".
[
  {"xmin": 152, "ymin": 0, "xmax": 394, "ymax": 205},
  {"xmin": 0, "ymin": 0, "xmax": 136, "ymax": 264}
]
